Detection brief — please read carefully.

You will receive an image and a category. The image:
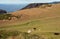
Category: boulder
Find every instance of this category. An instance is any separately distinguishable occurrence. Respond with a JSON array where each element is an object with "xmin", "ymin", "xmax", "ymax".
[{"xmin": 0, "ymin": 9, "xmax": 7, "ymax": 14}]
